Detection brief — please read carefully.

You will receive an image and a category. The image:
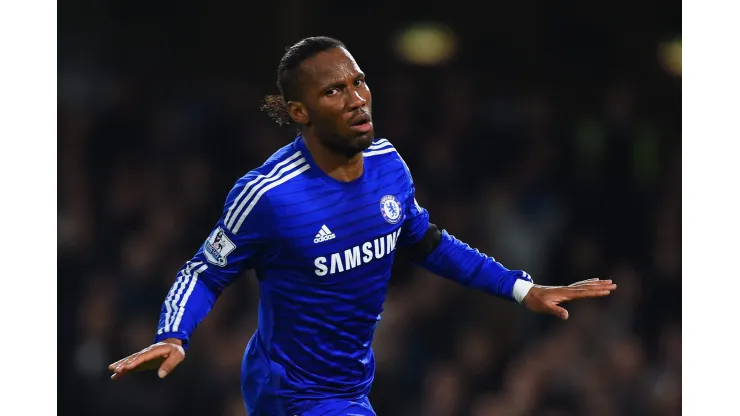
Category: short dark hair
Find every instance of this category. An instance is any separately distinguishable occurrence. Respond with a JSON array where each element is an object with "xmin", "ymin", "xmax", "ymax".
[{"xmin": 261, "ymin": 36, "xmax": 346, "ymax": 126}]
